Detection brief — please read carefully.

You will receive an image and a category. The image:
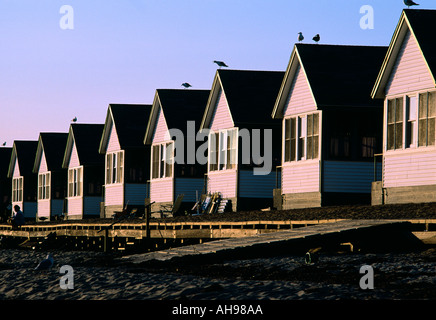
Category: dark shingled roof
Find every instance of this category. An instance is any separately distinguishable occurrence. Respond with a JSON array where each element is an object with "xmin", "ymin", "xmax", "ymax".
[
  {"xmin": 157, "ymin": 89, "xmax": 210, "ymax": 133},
  {"xmin": 0, "ymin": 148, "xmax": 12, "ymax": 178},
  {"xmin": 404, "ymin": 9, "xmax": 436, "ymax": 79},
  {"xmin": 218, "ymin": 69, "xmax": 285, "ymax": 126},
  {"xmin": 110, "ymin": 104, "xmax": 152, "ymax": 149},
  {"xmin": 70, "ymin": 124, "xmax": 105, "ymax": 165},
  {"xmin": 296, "ymin": 43, "xmax": 387, "ymax": 108},
  {"xmin": 9, "ymin": 141, "xmax": 38, "ymax": 177},
  {"xmin": 38, "ymin": 133, "xmax": 68, "ymax": 171}
]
